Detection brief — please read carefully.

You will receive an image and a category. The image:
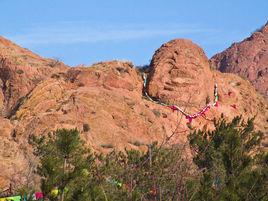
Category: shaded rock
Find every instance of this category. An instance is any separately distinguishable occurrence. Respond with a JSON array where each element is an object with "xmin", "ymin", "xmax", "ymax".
[{"xmin": 0, "ymin": 117, "xmax": 35, "ymax": 189}]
